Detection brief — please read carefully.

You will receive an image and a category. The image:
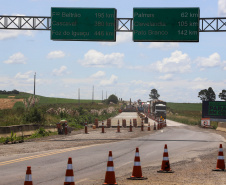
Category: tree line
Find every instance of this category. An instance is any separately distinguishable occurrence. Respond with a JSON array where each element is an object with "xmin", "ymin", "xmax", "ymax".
[
  {"xmin": 198, "ymin": 88, "xmax": 226, "ymax": 101},
  {"xmin": 0, "ymin": 89, "xmax": 19, "ymax": 95},
  {"xmin": 148, "ymin": 88, "xmax": 226, "ymax": 101}
]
